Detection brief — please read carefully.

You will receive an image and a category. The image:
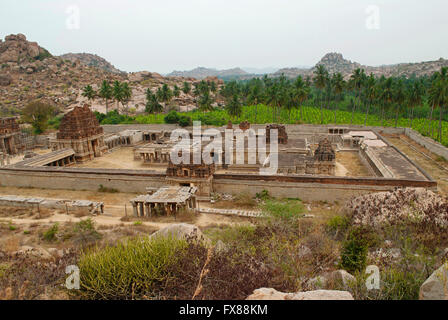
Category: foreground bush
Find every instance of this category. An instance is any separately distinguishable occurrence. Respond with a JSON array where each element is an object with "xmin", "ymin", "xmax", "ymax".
[{"xmin": 78, "ymin": 235, "xmax": 275, "ymax": 300}]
